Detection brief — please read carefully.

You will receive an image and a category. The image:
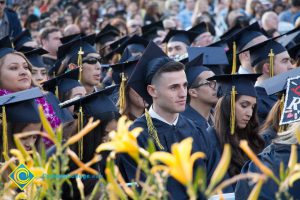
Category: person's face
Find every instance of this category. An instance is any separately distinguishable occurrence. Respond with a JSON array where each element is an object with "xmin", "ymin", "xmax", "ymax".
[
  {"xmin": 20, "ymin": 123, "xmax": 41, "ymax": 151},
  {"xmin": 186, "ymin": 0, "xmax": 195, "ymax": 10},
  {"xmin": 170, "ymin": 3, "xmax": 180, "ymax": 13},
  {"xmin": 105, "ymin": 119, "xmax": 117, "ymax": 134},
  {"xmin": 43, "ymin": 31, "xmax": 62, "ymax": 55},
  {"xmin": 129, "ymin": 87, "xmax": 148, "ymax": 109},
  {"xmin": 149, "ymin": 70, "xmax": 187, "ymax": 113},
  {"xmin": 30, "ymin": 21, "xmax": 39, "ymax": 31},
  {"xmin": 167, "ymin": 41, "xmax": 187, "ymax": 58},
  {"xmin": 50, "ymin": 11, "xmax": 59, "ymax": 23},
  {"xmin": 31, "ymin": 66, "xmax": 48, "ymax": 86},
  {"xmin": 235, "ymin": 95, "xmax": 256, "ymax": 129},
  {"xmin": 274, "ymin": 51, "xmax": 293, "ymax": 75},
  {"xmin": 80, "ymin": 16, "xmax": 90, "ymax": 29},
  {"xmin": 65, "ymin": 15, "xmax": 73, "ymax": 25},
  {"xmin": 127, "ymin": 20, "xmax": 142, "ymax": 35},
  {"xmin": 67, "ymin": 86, "xmax": 86, "ymax": 113},
  {"xmin": 0, "ymin": 0, "xmax": 6, "ymax": 15},
  {"xmin": 189, "ymin": 71, "xmax": 218, "ymax": 105},
  {"xmin": 82, "ymin": 55, "xmax": 102, "ymax": 87},
  {"xmin": 193, "ymin": 32, "xmax": 213, "ymax": 47},
  {"xmin": 0, "ymin": 54, "xmax": 32, "ymax": 92}
]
